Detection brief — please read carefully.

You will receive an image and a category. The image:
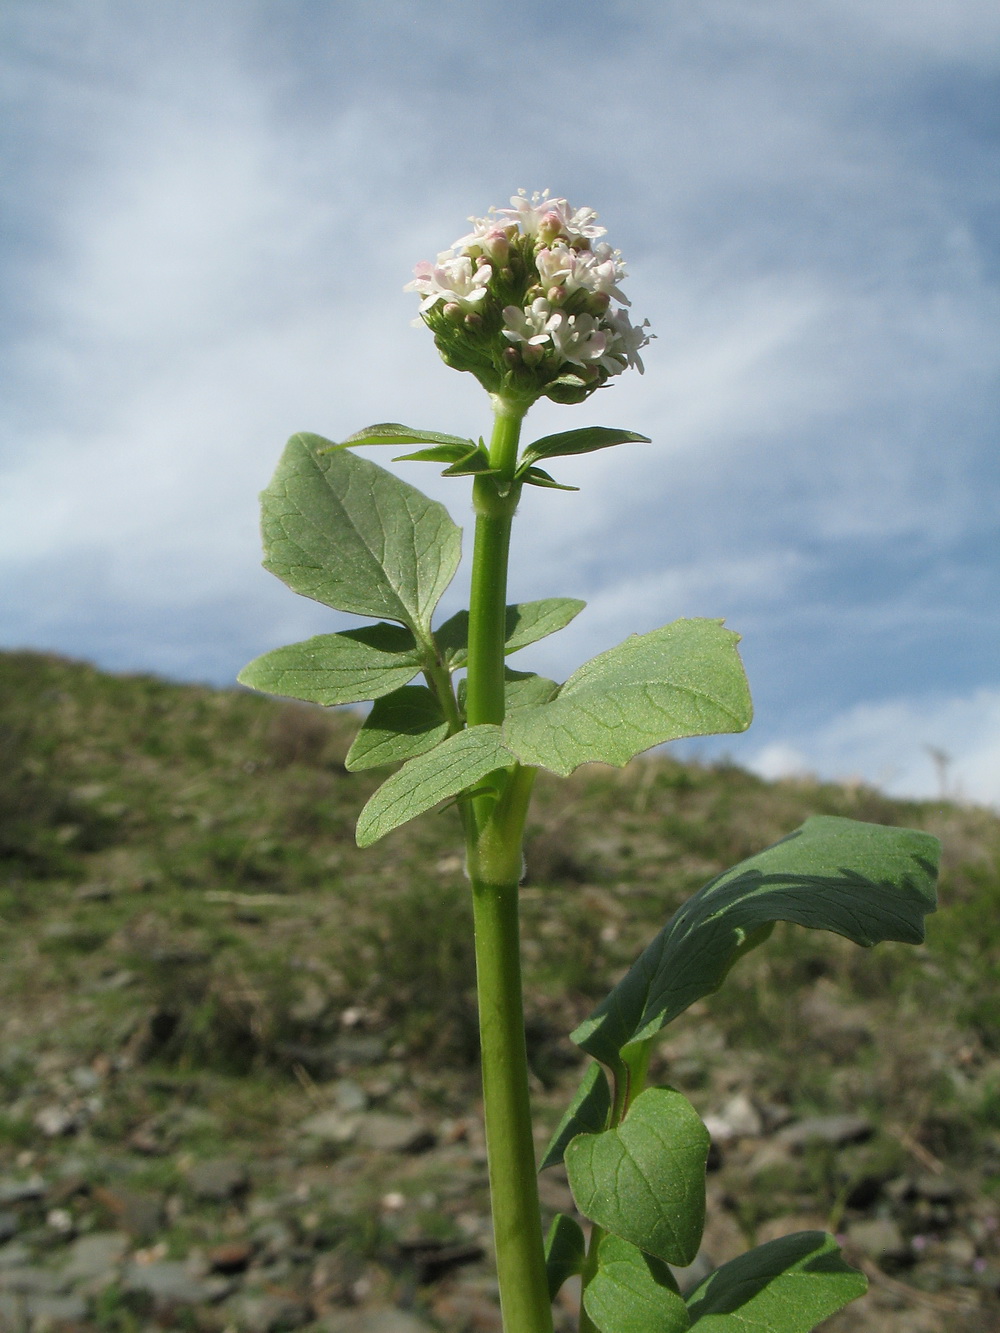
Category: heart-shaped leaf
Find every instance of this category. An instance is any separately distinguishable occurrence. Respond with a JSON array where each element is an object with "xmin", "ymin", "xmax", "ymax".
[
  {"xmin": 238, "ymin": 624, "xmax": 422, "ymax": 706},
  {"xmin": 584, "ymin": 1234, "xmax": 690, "ymax": 1333},
  {"xmin": 345, "ymin": 686, "xmax": 448, "ymax": 771},
  {"xmin": 565, "ymin": 1087, "xmax": 709, "ymax": 1266},
  {"xmin": 685, "ymin": 1231, "xmax": 866, "ymax": 1331},
  {"xmin": 435, "ymin": 598, "xmax": 585, "ymax": 668},
  {"xmin": 573, "ymin": 816, "xmax": 939, "ymax": 1064},
  {"xmin": 355, "ymin": 724, "xmax": 515, "ymax": 846},
  {"xmin": 261, "ymin": 434, "xmax": 461, "ymax": 634},
  {"xmin": 503, "ymin": 620, "xmax": 751, "ymax": 776}
]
